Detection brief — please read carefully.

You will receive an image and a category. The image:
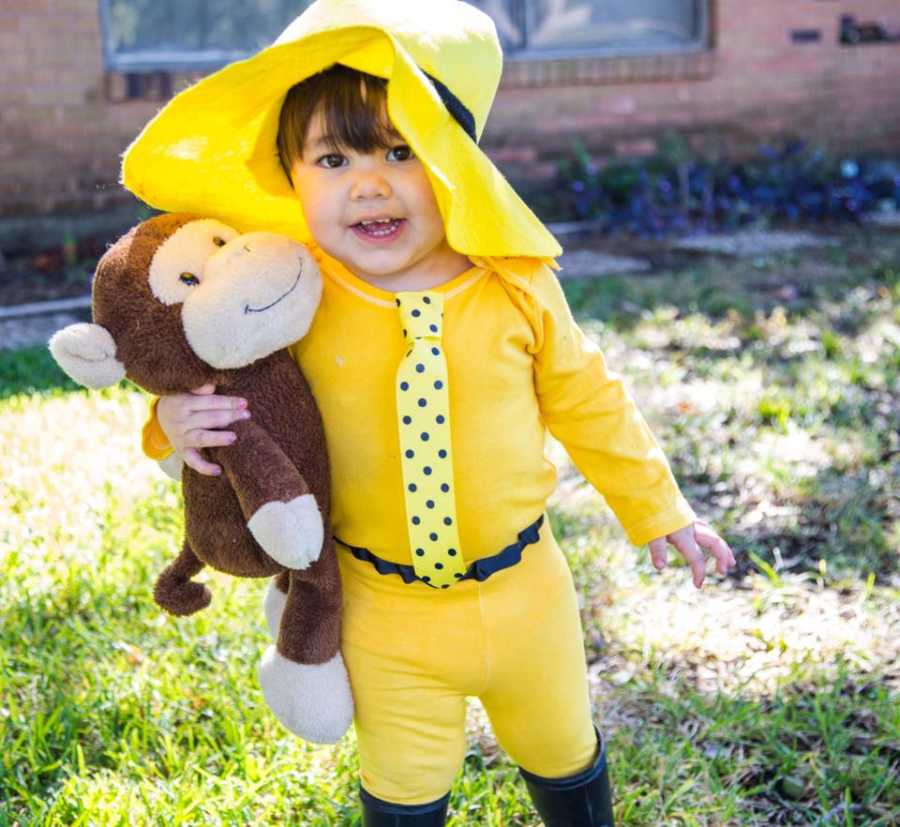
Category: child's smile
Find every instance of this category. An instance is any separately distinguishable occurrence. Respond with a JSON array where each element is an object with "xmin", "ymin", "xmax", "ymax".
[
  {"xmin": 350, "ymin": 217, "xmax": 406, "ymax": 244},
  {"xmin": 290, "ymin": 109, "xmax": 472, "ymax": 292}
]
